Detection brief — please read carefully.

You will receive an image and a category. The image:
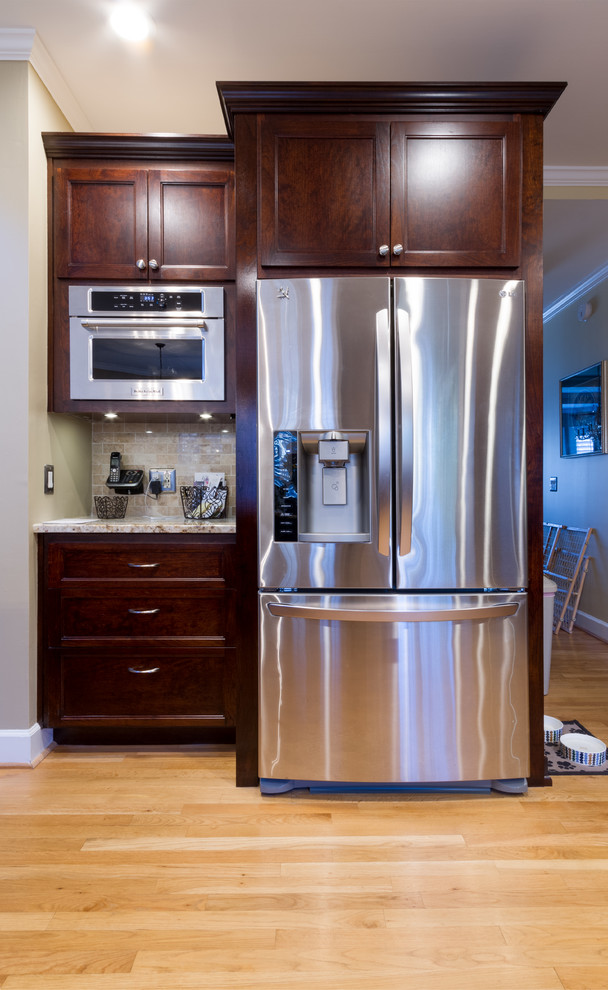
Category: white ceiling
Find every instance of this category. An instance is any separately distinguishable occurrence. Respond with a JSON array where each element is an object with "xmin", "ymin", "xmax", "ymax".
[{"xmin": 2, "ymin": 0, "xmax": 607, "ymax": 311}]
